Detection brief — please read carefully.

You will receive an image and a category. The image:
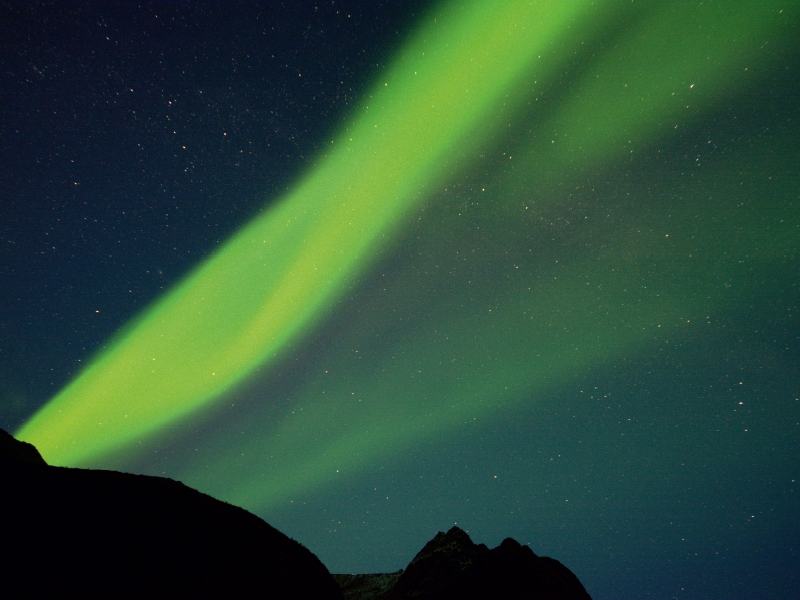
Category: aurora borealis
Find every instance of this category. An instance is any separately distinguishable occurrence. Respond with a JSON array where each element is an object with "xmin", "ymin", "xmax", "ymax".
[
  {"xmin": 16, "ymin": 0, "xmax": 603, "ymax": 467},
  {"xmin": 2, "ymin": 2, "xmax": 799, "ymax": 598}
]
